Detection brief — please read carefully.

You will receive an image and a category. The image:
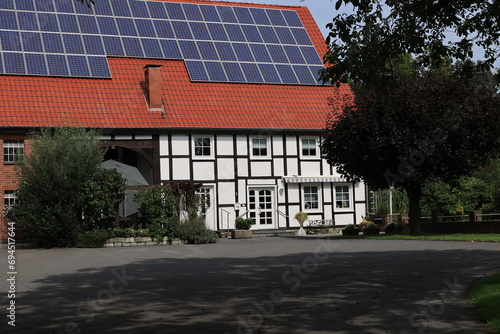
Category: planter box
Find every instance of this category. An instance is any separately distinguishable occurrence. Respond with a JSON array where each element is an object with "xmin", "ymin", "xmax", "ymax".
[{"xmin": 231, "ymin": 230, "xmax": 253, "ymax": 239}]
